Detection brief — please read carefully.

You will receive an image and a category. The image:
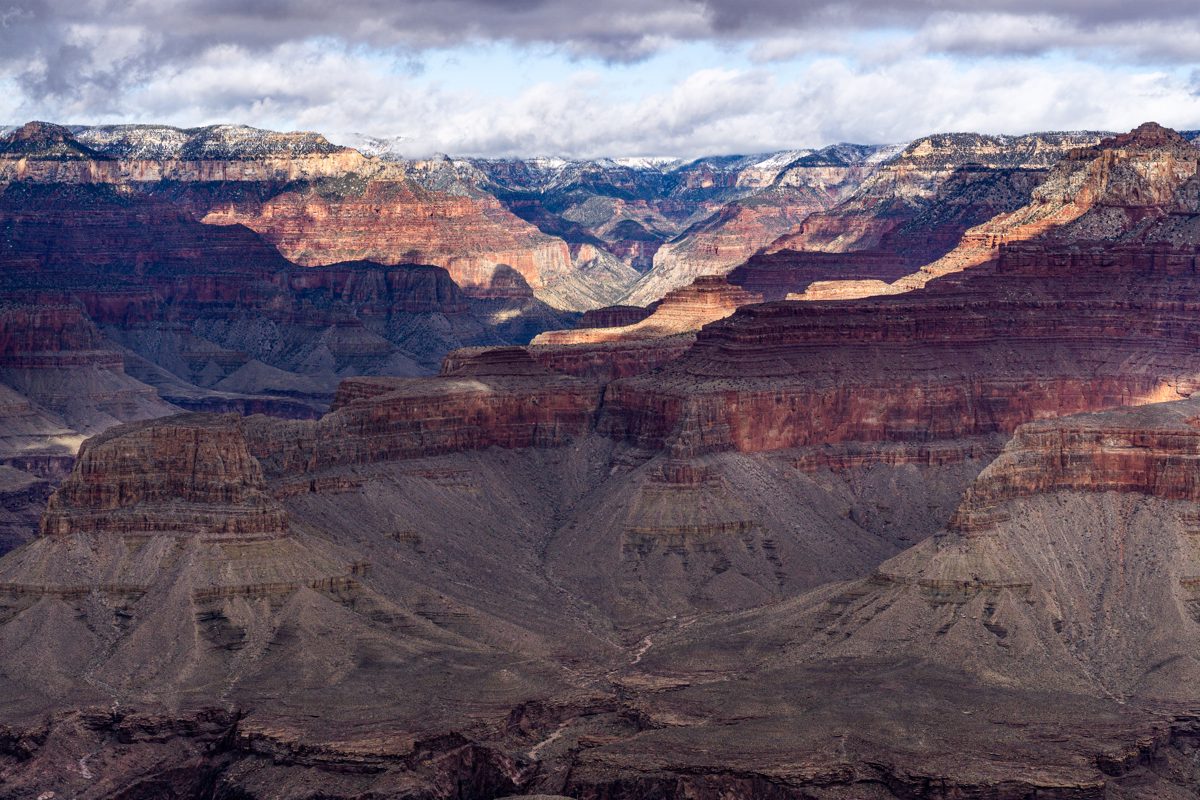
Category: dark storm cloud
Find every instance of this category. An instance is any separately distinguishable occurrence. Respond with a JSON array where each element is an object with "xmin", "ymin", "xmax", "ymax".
[
  {"xmin": 3, "ymin": 1, "xmax": 1199, "ymax": 73},
  {"xmin": 2, "ymin": 0, "xmax": 1198, "ymax": 155}
]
